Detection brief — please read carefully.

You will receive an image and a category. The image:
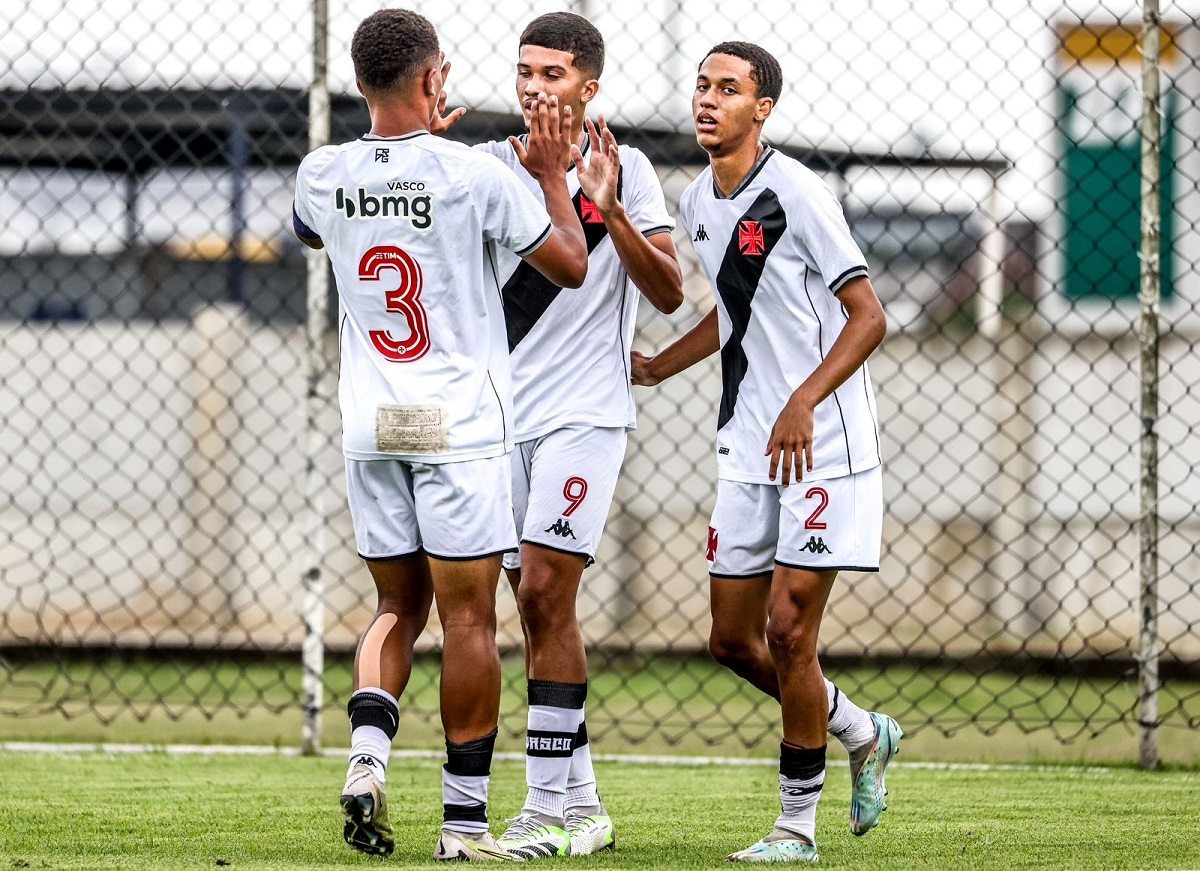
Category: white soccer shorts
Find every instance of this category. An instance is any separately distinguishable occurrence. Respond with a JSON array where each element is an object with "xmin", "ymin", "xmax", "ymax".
[
  {"xmin": 345, "ymin": 455, "xmax": 517, "ymax": 561},
  {"xmin": 706, "ymin": 464, "xmax": 883, "ymax": 577},
  {"xmin": 501, "ymin": 425, "xmax": 628, "ymax": 571}
]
